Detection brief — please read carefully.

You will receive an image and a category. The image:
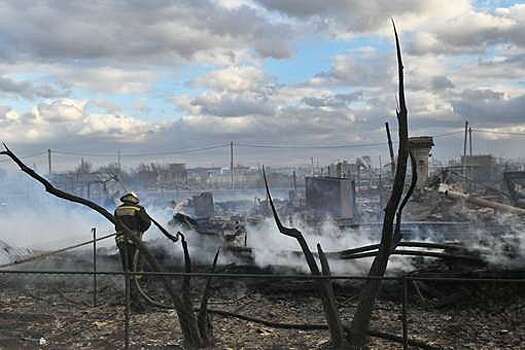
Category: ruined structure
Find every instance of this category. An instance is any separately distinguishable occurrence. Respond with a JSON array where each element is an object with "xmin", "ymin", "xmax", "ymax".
[
  {"xmin": 305, "ymin": 176, "xmax": 357, "ymax": 219},
  {"xmin": 192, "ymin": 192, "xmax": 215, "ymax": 219},
  {"xmin": 462, "ymin": 154, "xmax": 499, "ymax": 184},
  {"xmin": 408, "ymin": 136, "xmax": 434, "ymax": 189}
]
